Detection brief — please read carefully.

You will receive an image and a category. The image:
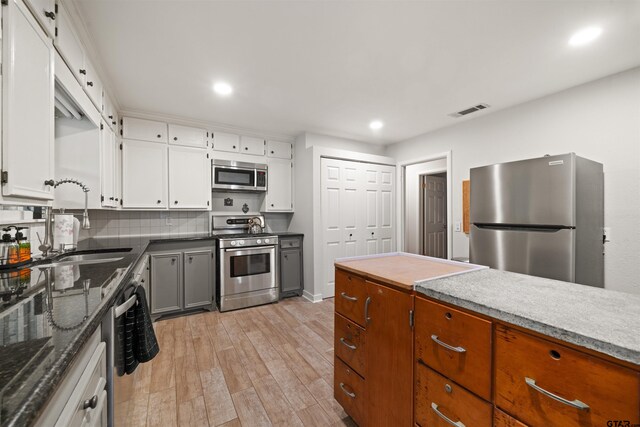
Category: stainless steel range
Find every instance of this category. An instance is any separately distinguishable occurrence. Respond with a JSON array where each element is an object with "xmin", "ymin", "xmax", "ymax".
[{"xmin": 212, "ymin": 215, "xmax": 279, "ymax": 312}]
